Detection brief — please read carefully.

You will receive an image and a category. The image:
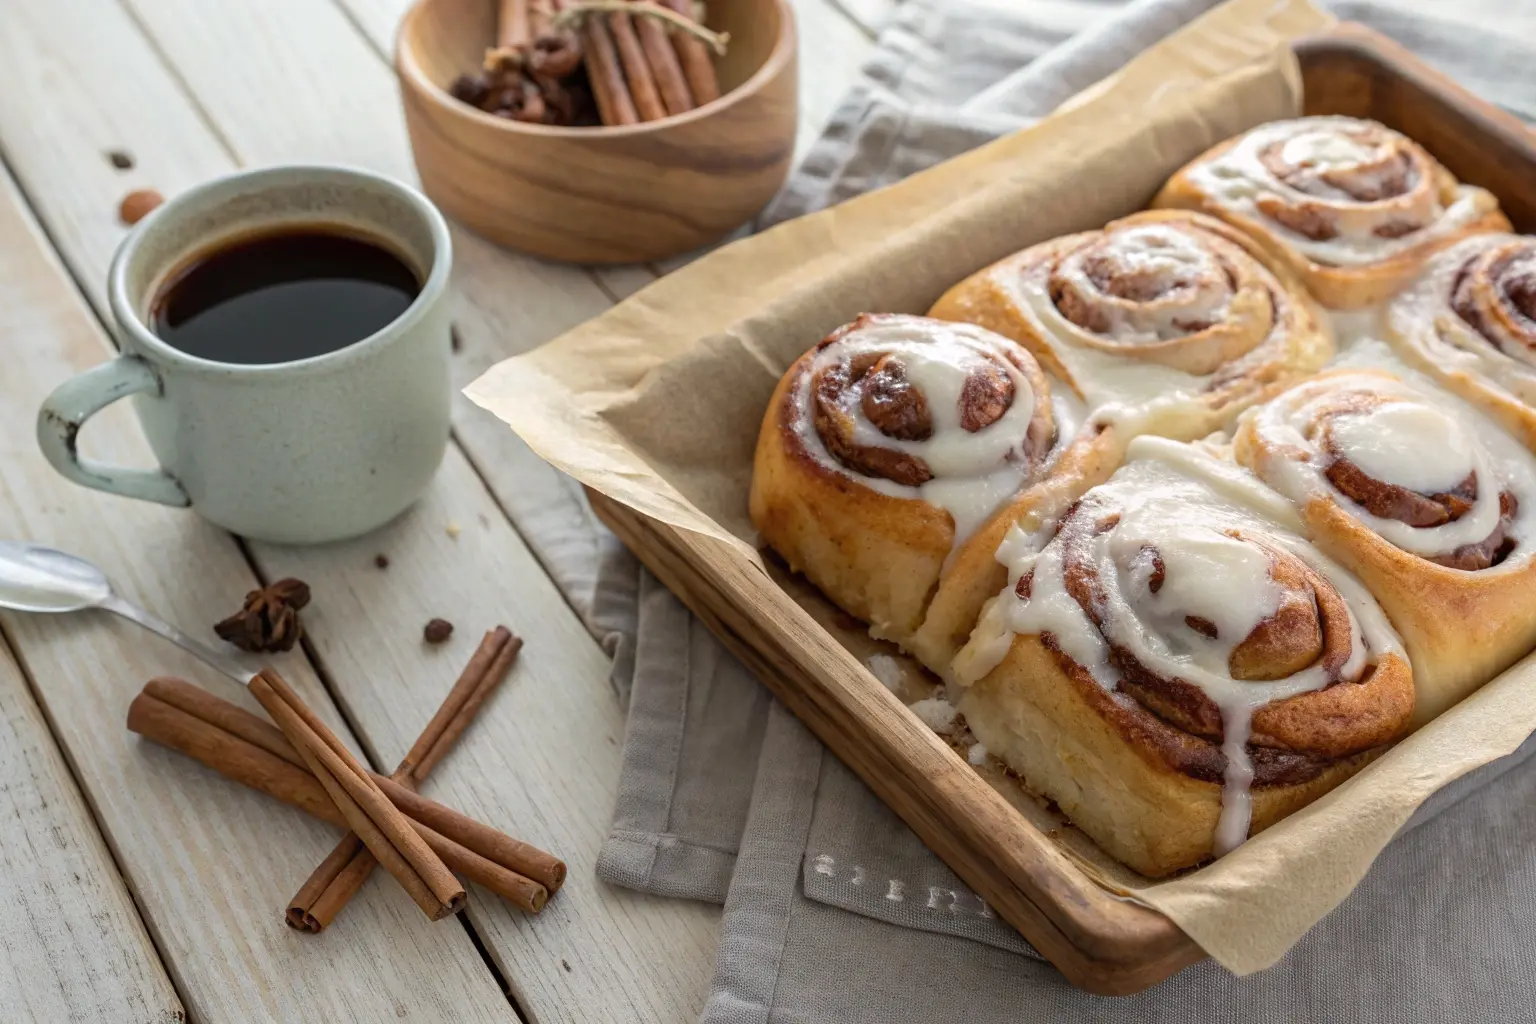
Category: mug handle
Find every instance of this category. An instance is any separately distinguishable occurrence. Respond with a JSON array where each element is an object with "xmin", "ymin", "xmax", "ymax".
[{"xmin": 37, "ymin": 355, "xmax": 191, "ymax": 507}]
